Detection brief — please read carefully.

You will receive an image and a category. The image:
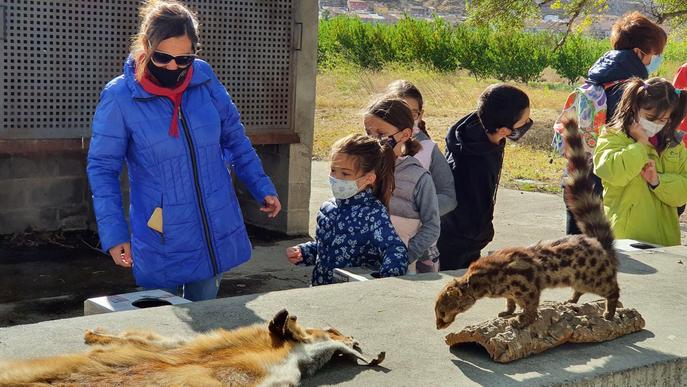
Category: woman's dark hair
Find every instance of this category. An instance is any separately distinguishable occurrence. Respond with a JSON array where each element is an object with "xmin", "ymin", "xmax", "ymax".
[
  {"xmin": 609, "ymin": 77, "xmax": 687, "ymax": 153},
  {"xmin": 386, "ymin": 80, "xmax": 429, "ymax": 136},
  {"xmin": 132, "ymin": 0, "xmax": 200, "ymax": 81},
  {"xmin": 331, "ymin": 134, "xmax": 396, "ymax": 208},
  {"xmin": 364, "ymin": 97, "xmax": 422, "ymax": 157},
  {"xmin": 477, "ymin": 84, "xmax": 530, "ymax": 133},
  {"xmin": 611, "ymin": 11, "xmax": 667, "ymax": 55}
]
